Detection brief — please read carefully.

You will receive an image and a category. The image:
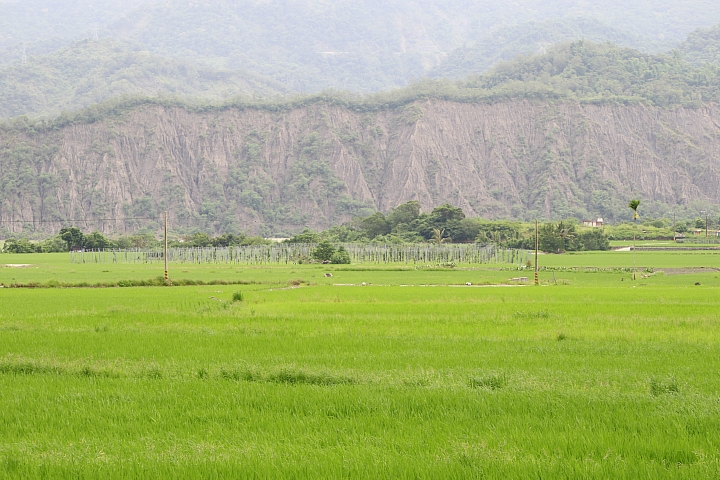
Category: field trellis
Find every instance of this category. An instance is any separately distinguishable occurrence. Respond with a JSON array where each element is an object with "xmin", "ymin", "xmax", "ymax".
[{"xmin": 70, "ymin": 244, "xmax": 528, "ymax": 265}]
